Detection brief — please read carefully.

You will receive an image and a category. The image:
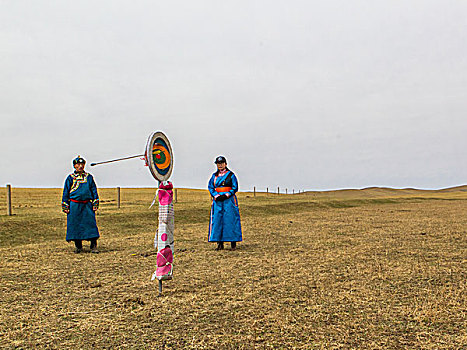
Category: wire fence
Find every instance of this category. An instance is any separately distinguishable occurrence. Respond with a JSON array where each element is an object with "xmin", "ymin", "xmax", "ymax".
[
  {"xmin": 3, "ymin": 185, "xmax": 305, "ymax": 215},
  {"xmin": 251, "ymin": 186, "xmax": 306, "ymax": 196}
]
